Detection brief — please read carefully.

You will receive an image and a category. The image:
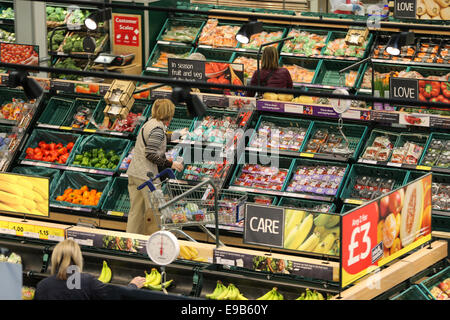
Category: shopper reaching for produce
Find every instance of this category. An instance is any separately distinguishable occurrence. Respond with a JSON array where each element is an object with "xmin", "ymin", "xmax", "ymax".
[
  {"xmin": 329, "ymin": 0, "xmax": 365, "ymax": 15},
  {"xmin": 126, "ymin": 99, "xmax": 184, "ymax": 235},
  {"xmin": 34, "ymin": 240, "xmax": 146, "ymax": 300},
  {"xmin": 247, "ymin": 46, "xmax": 293, "ymax": 98}
]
